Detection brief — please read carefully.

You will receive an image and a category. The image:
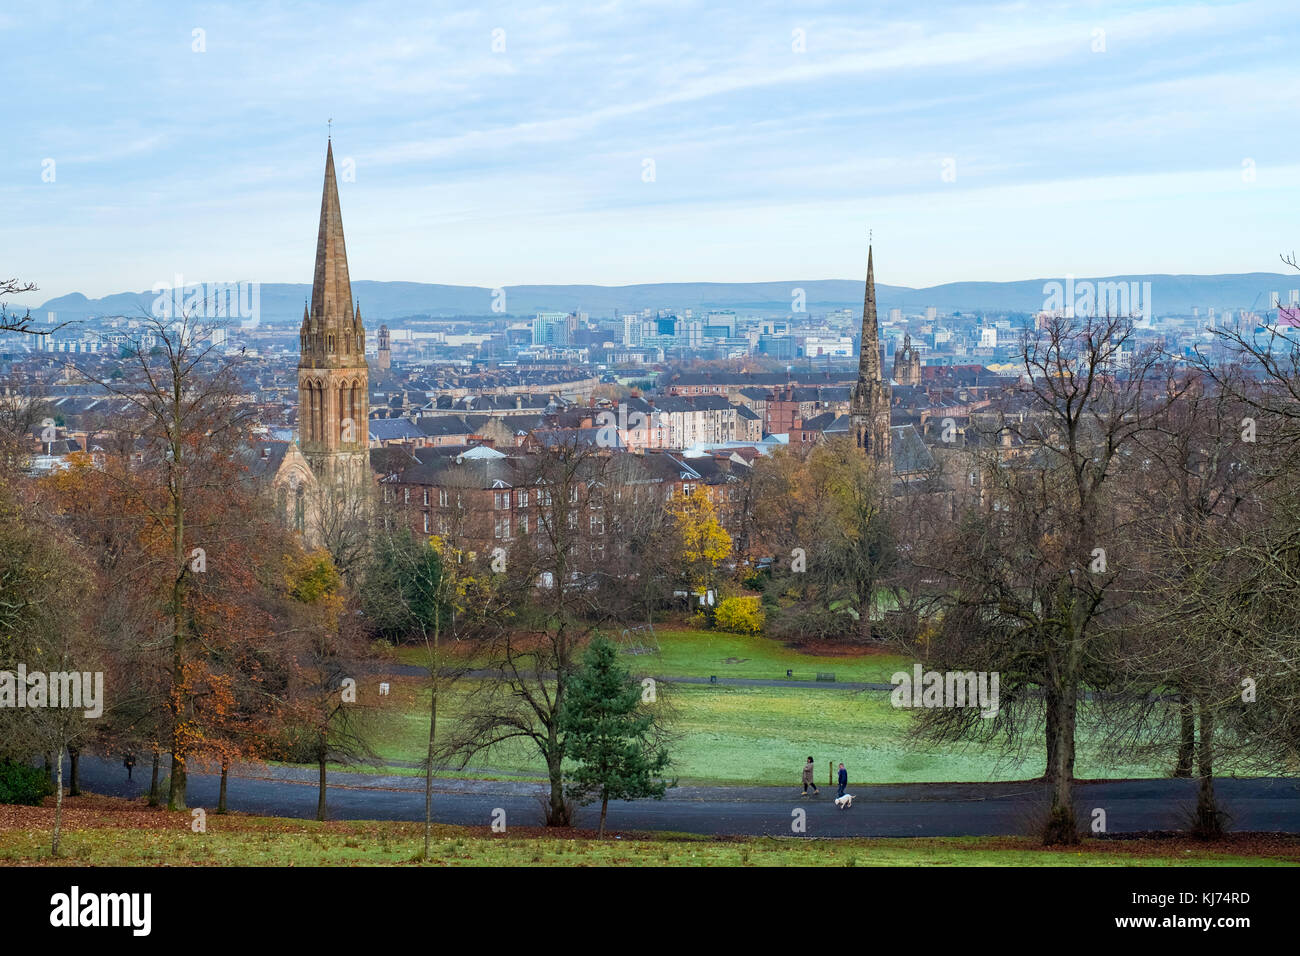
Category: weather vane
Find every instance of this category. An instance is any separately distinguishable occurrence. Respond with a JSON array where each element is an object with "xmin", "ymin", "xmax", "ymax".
[{"xmin": 328, "ymin": 118, "xmax": 332, "ymax": 139}]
